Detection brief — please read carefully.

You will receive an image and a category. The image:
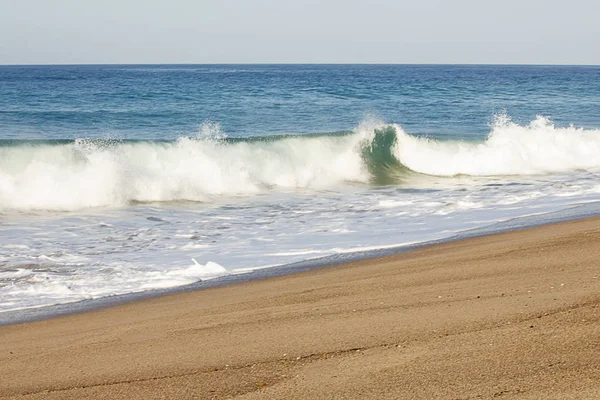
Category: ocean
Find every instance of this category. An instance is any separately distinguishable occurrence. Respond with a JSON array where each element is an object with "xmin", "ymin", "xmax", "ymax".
[{"xmin": 1, "ymin": 64, "xmax": 600, "ymax": 319}]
